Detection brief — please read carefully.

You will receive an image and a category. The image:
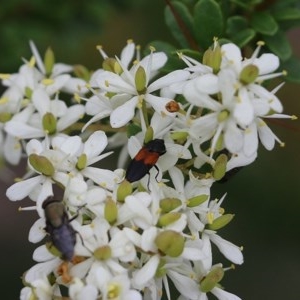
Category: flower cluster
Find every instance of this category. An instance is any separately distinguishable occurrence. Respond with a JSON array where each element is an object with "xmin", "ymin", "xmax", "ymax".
[{"xmin": 2, "ymin": 40, "xmax": 292, "ymax": 300}]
